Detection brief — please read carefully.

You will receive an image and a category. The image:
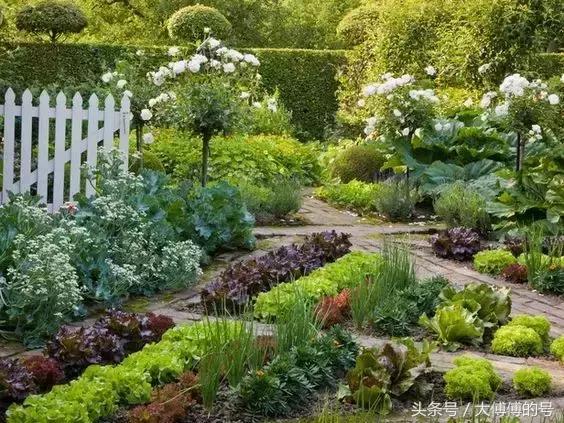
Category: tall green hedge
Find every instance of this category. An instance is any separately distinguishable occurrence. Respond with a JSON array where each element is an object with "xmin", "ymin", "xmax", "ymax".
[{"xmin": 0, "ymin": 42, "xmax": 346, "ymax": 140}]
